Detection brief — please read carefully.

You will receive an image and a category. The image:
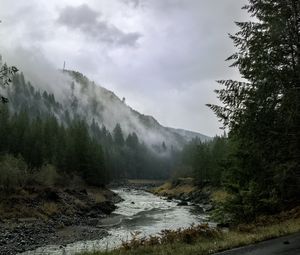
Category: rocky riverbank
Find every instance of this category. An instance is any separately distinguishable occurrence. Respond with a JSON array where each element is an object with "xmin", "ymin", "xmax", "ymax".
[
  {"xmin": 109, "ymin": 179, "xmax": 165, "ymax": 191},
  {"xmin": 152, "ymin": 178, "xmax": 215, "ymax": 212},
  {"xmin": 0, "ymin": 186, "xmax": 123, "ymax": 255}
]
